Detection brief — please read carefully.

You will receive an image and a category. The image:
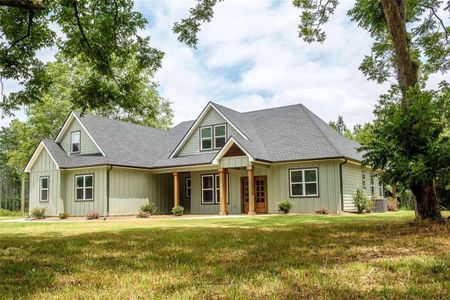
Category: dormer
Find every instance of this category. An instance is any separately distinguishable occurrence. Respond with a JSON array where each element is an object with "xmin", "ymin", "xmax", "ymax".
[
  {"xmin": 170, "ymin": 102, "xmax": 248, "ymax": 158},
  {"xmin": 55, "ymin": 112, "xmax": 105, "ymax": 156}
]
